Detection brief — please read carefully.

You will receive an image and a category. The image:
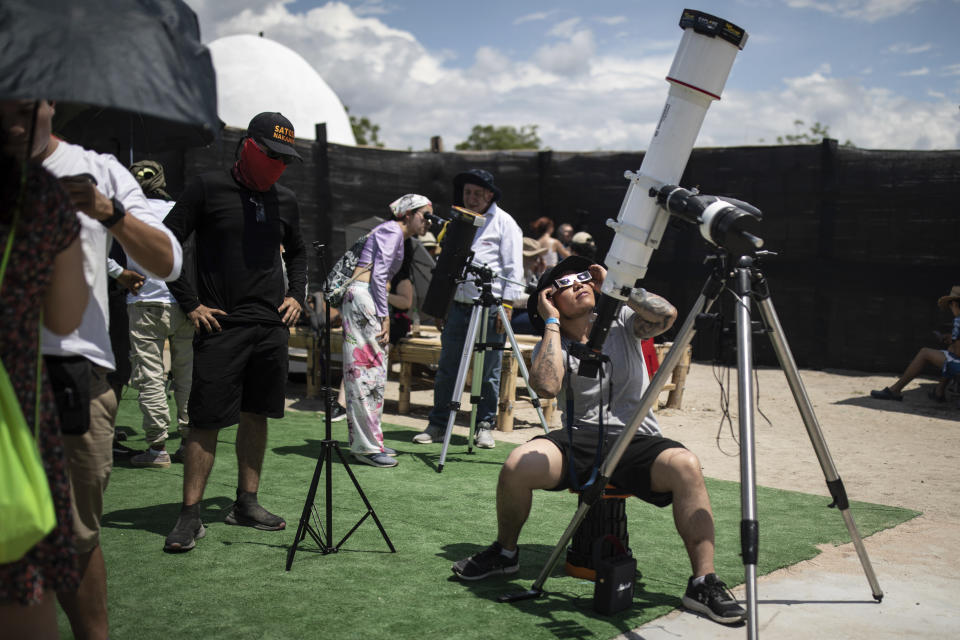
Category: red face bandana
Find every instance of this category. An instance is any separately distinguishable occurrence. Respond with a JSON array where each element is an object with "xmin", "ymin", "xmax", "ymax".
[{"xmin": 233, "ymin": 137, "xmax": 286, "ymax": 191}]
